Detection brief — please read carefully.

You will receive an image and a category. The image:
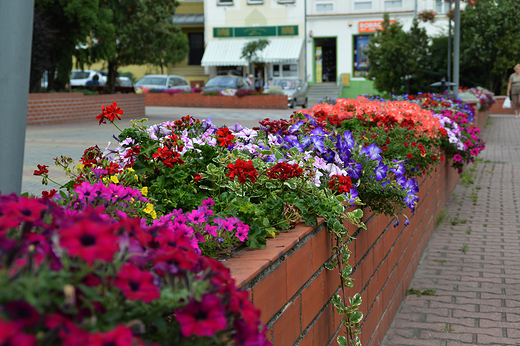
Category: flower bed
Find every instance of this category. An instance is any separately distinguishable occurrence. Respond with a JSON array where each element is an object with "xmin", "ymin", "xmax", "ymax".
[
  {"xmin": 3, "ymin": 93, "xmax": 489, "ymax": 346},
  {"xmin": 144, "ymin": 92, "xmax": 288, "ymax": 109}
]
